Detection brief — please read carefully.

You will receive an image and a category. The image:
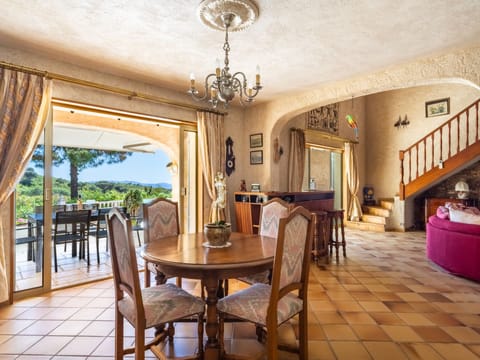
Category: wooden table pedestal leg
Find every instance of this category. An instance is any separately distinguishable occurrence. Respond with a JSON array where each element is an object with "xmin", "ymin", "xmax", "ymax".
[{"xmin": 204, "ymin": 277, "xmax": 221, "ymax": 360}]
